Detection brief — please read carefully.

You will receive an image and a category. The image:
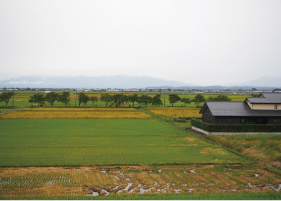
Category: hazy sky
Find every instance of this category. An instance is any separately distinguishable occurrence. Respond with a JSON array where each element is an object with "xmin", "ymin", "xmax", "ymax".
[{"xmin": 1, "ymin": 0, "xmax": 281, "ymax": 86}]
